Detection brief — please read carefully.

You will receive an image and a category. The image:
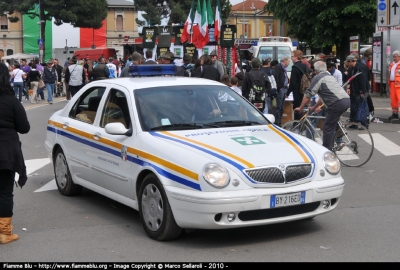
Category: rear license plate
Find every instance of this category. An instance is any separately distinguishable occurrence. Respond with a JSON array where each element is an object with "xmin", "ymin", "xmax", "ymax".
[{"xmin": 270, "ymin": 191, "xmax": 306, "ymax": 208}]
